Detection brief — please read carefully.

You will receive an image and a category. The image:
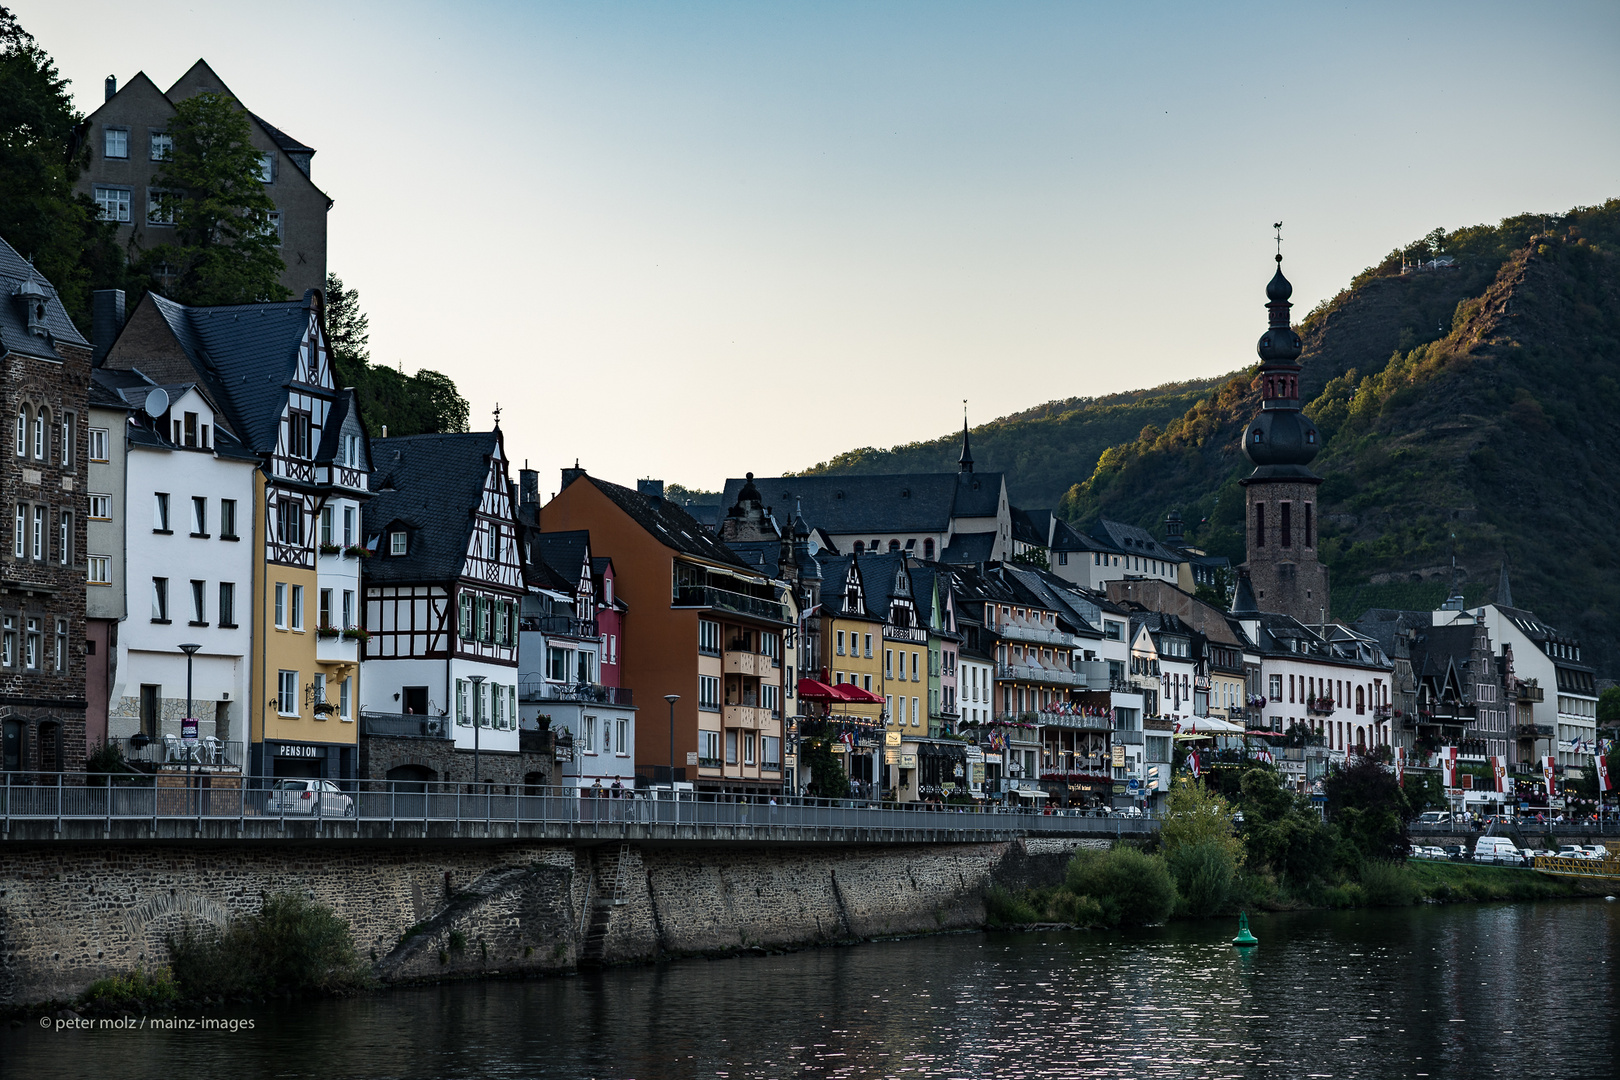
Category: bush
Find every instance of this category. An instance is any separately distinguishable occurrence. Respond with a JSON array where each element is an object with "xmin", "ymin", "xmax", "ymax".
[
  {"xmin": 1160, "ymin": 780, "xmax": 1244, "ymax": 868},
  {"xmin": 985, "ymin": 885, "xmax": 1042, "ymax": 927},
  {"xmin": 1358, "ymin": 861, "xmax": 1420, "ymax": 907},
  {"xmin": 80, "ymin": 967, "xmax": 180, "ymax": 1012},
  {"xmin": 1066, "ymin": 846, "xmax": 1177, "ymax": 928},
  {"xmin": 167, "ymin": 892, "xmax": 371, "ymax": 998},
  {"xmin": 1167, "ymin": 841, "xmax": 1237, "ymax": 917}
]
